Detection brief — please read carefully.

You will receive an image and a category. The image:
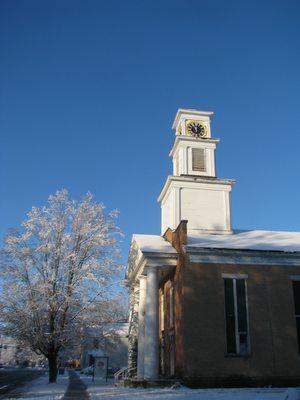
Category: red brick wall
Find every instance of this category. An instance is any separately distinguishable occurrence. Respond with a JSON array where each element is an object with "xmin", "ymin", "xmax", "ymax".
[
  {"xmin": 162, "ymin": 221, "xmax": 187, "ymax": 378},
  {"xmin": 161, "ymin": 221, "xmax": 300, "ymax": 385},
  {"xmin": 182, "ymin": 261, "xmax": 300, "ymax": 383}
]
